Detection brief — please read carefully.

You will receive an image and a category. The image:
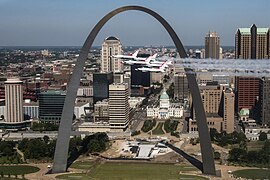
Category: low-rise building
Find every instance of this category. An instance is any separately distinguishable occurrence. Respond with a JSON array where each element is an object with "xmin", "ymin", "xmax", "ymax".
[{"xmin": 147, "ymin": 90, "xmax": 183, "ymax": 119}]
